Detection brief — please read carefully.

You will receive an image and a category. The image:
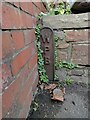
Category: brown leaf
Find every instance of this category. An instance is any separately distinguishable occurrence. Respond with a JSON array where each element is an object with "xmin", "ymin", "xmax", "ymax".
[
  {"xmin": 51, "ymin": 88, "xmax": 64, "ymax": 102},
  {"xmin": 45, "ymin": 84, "xmax": 57, "ymax": 90}
]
